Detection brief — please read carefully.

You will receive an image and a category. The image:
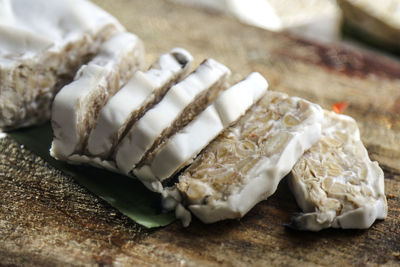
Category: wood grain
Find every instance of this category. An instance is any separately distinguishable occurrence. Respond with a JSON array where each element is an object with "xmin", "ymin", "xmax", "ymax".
[{"xmin": 1, "ymin": 0, "xmax": 399, "ymax": 265}]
